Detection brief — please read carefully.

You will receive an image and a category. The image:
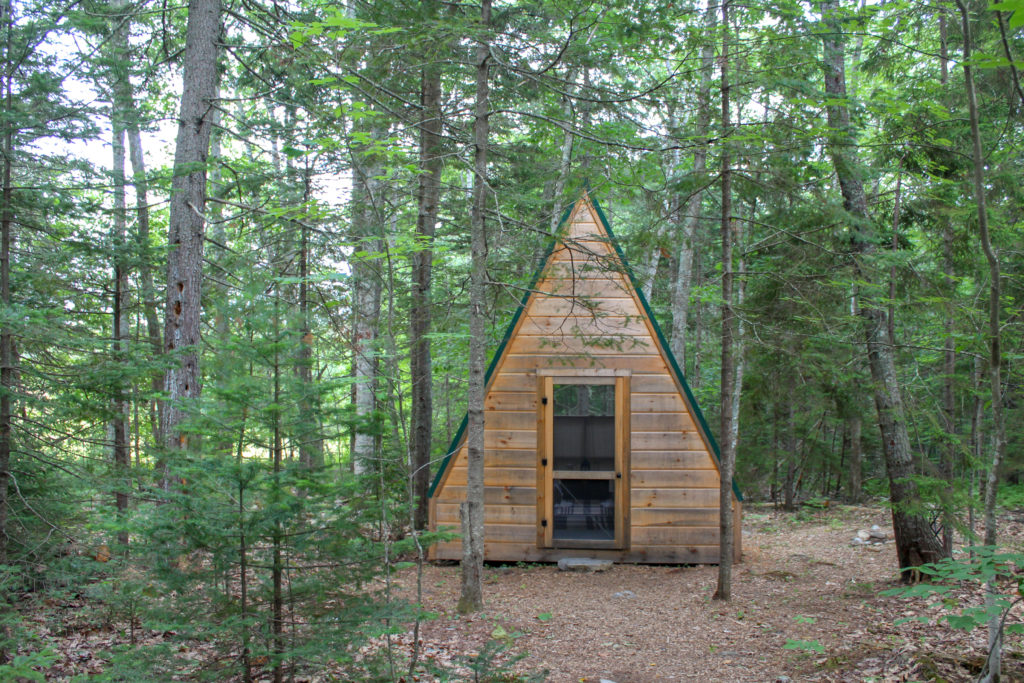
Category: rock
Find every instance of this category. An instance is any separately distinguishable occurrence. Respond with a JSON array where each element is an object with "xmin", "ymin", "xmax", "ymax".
[
  {"xmin": 869, "ymin": 527, "xmax": 887, "ymax": 540},
  {"xmin": 600, "ymin": 679, "xmax": 618, "ymax": 683},
  {"xmin": 850, "ymin": 537, "xmax": 865, "ymax": 546},
  {"xmin": 557, "ymin": 557, "xmax": 613, "ymax": 572},
  {"xmin": 612, "ymin": 590, "xmax": 636, "ymax": 599},
  {"xmin": 776, "ymin": 677, "xmax": 792, "ymax": 683},
  {"xmin": 857, "ymin": 529, "xmax": 871, "ymax": 541}
]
